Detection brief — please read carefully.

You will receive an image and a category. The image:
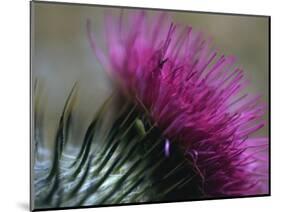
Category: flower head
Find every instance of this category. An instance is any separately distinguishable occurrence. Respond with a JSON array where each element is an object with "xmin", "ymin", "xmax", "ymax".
[{"xmin": 87, "ymin": 10, "xmax": 268, "ymax": 197}]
